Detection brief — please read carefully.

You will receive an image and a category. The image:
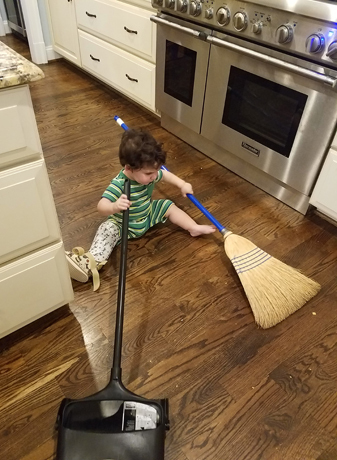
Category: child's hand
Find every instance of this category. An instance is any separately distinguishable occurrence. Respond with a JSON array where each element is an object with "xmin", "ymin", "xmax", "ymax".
[
  {"xmin": 181, "ymin": 182, "xmax": 193, "ymax": 197},
  {"xmin": 116, "ymin": 194, "xmax": 131, "ymax": 211}
]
